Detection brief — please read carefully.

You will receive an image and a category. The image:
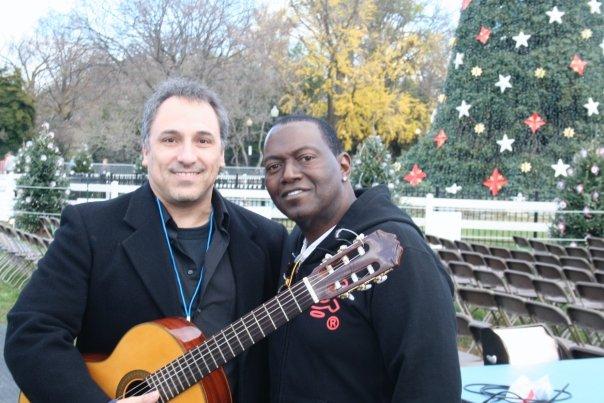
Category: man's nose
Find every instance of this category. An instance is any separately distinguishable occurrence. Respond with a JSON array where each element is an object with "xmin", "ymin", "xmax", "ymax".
[
  {"xmin": 176, "ymin": 141, "xmax": 196, "ymax": 165},
  {"xmin": 281, "ymin": 160, "xmax": 302, "ymax": 183}
]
